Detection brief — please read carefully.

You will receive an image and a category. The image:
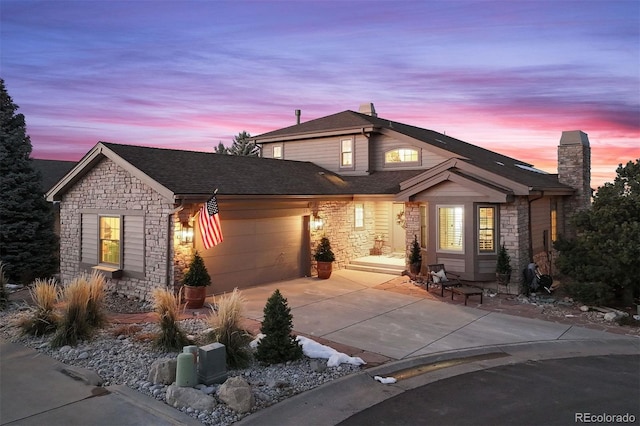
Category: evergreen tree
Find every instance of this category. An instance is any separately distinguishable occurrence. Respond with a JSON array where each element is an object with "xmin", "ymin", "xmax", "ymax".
[
  {"xmin": 214, "ymin": 141, "xmax": 229, "ymax": 155},
  {"xmin": 229, "ymin": 131, "xmax": 259, "ymax": 156},
  {"xmin": 255, "ymin": 289, "xmax": 303, "ymax": 365},
  {"xmin": 0, "ymin": 79, "xmax": 59, "ymax": 283},
  {"xmin": 182, "ymin": 251, "xmax": 211, "ymax": 287},
  {"xmin": 555, "ymin": 159, "xmax": 640, "ymax": 304}
]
